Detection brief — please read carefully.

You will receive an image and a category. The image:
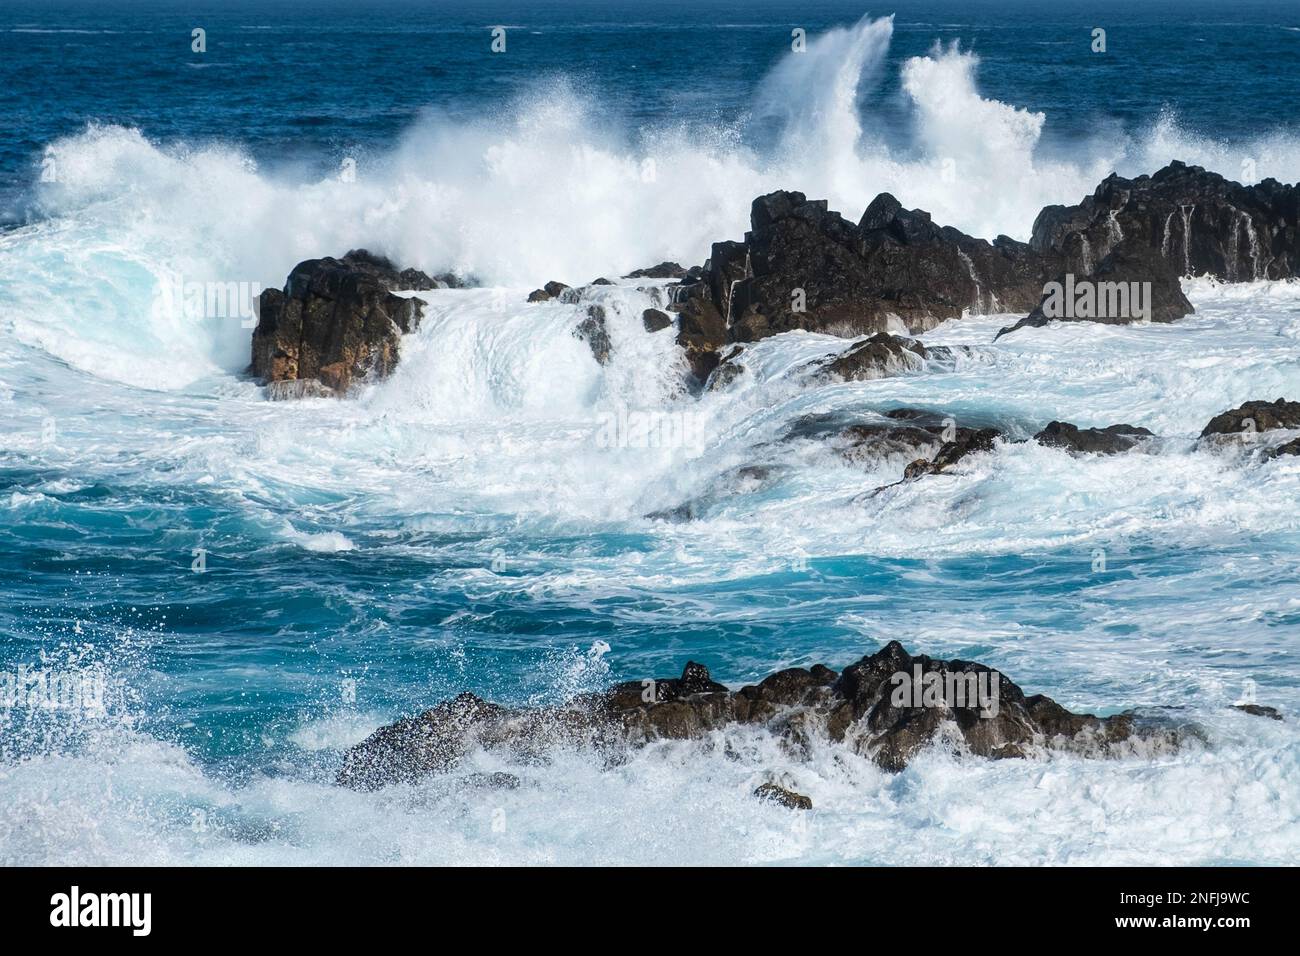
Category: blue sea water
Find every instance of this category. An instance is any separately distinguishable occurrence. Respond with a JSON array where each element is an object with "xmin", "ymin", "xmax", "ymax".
[{"xmin": 1, "ymin": 0, "xmax": 1299, "ymax": 865}]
